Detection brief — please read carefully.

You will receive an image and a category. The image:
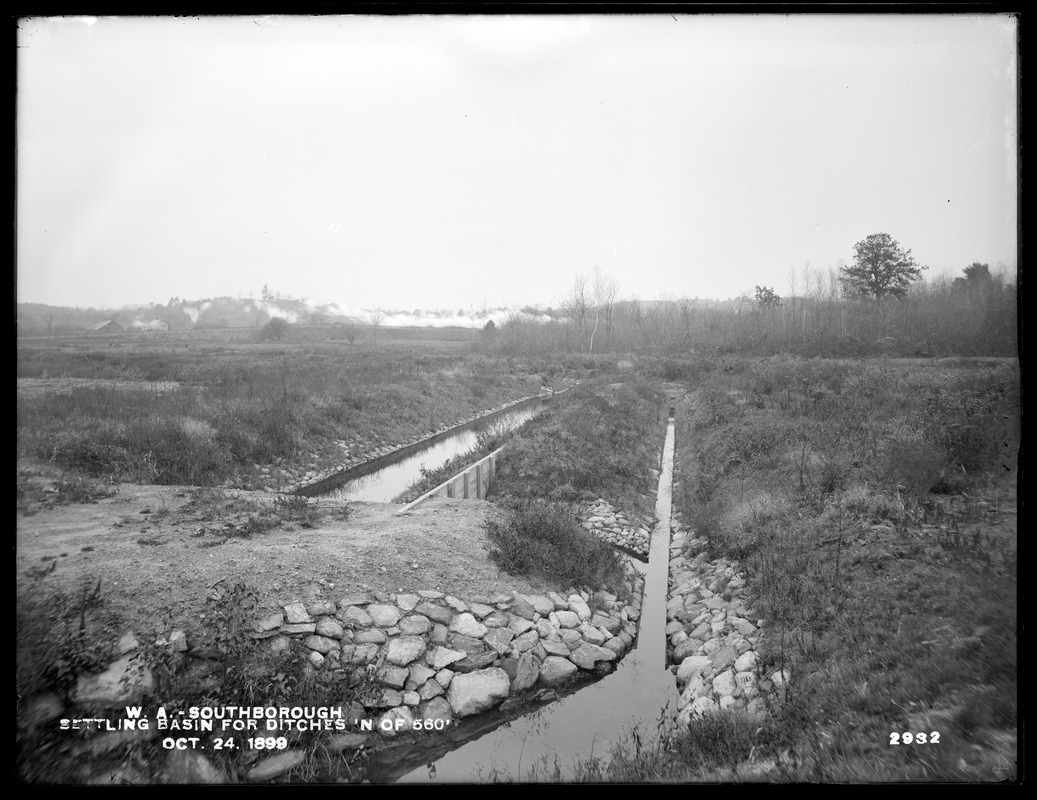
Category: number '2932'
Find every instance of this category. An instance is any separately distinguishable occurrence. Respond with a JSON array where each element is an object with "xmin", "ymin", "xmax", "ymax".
[{"xmin": 890, "ymin": 732, "xmax": 940, "ymax": 745}]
